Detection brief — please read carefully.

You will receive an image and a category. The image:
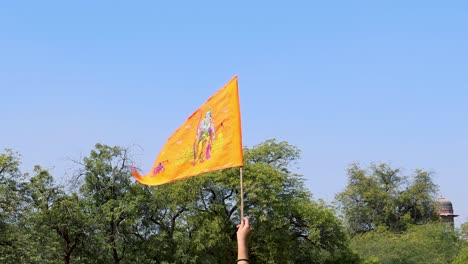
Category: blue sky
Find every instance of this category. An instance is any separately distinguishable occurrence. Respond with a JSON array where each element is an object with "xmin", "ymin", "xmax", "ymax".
[{"xmin": 1, "ymin": 1, "xmax": 467, "ymax": 226}]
